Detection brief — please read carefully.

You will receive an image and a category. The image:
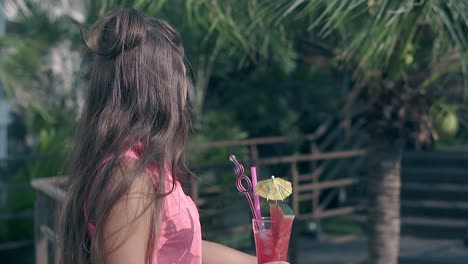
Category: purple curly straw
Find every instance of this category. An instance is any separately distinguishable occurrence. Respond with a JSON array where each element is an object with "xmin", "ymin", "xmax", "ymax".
[{"xmin": 229, "ymin": 155, "xmax": 259, "ymax": 220}]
